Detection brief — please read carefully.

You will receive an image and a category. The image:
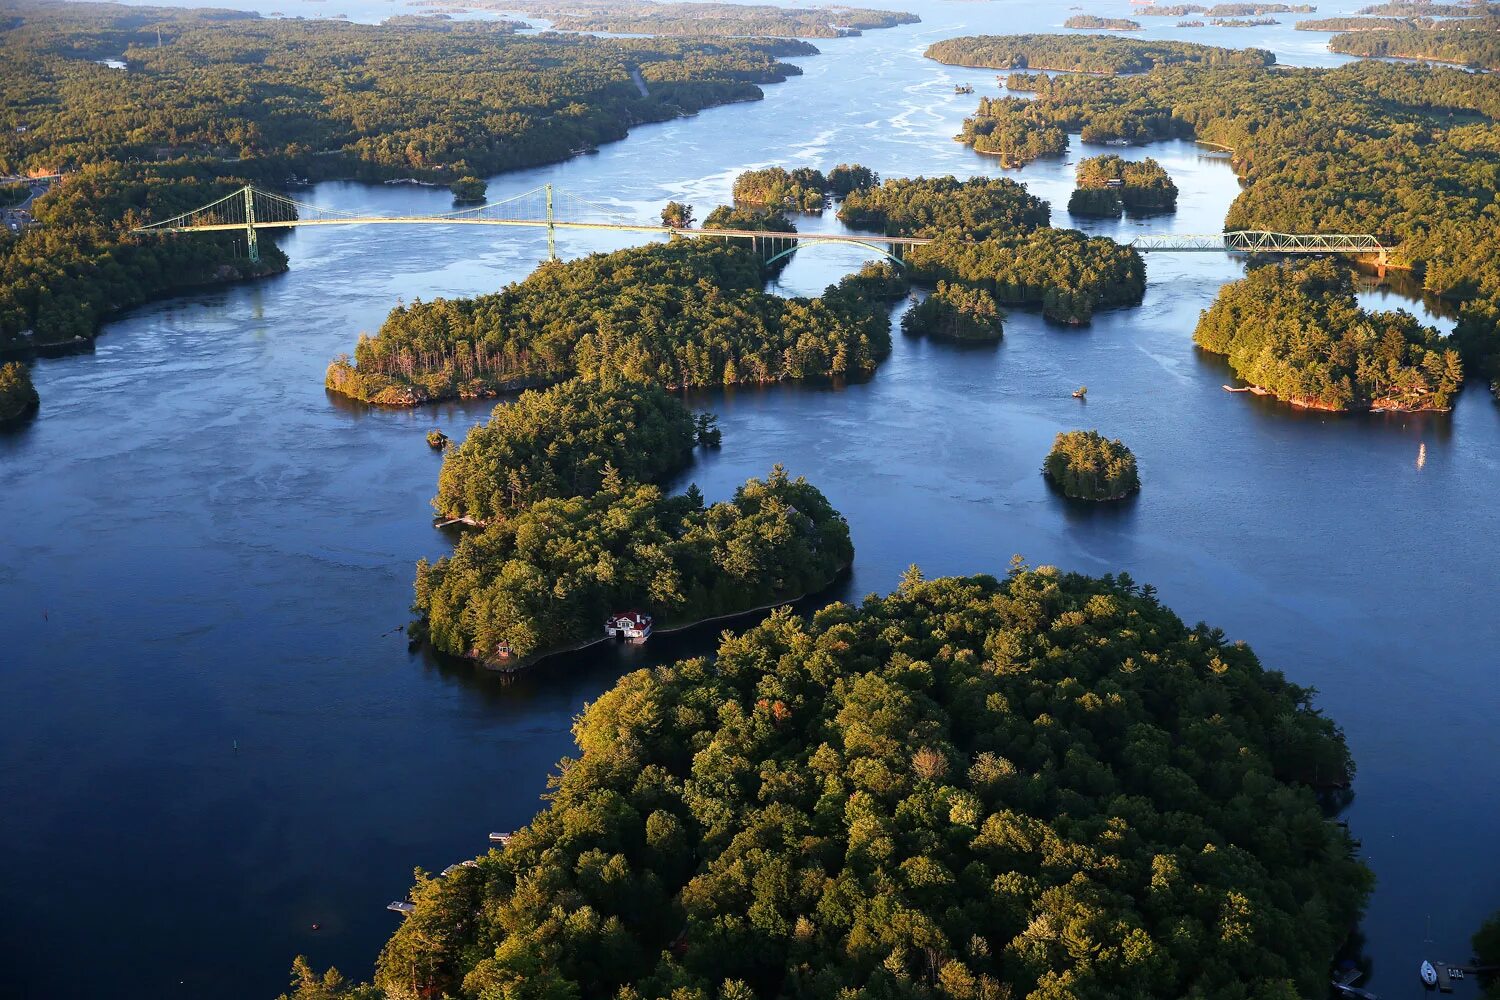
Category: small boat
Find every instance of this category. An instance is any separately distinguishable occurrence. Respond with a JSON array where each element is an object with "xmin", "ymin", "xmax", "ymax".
[
  {"xmin": 1420, "ymin": 961, "xmax": 1438, "ymax": 988},
  {"xmin": 387, "ymin": 901, "xmax": 416, "ymax": 915},
  {"xmin": 1072, "ymin": 385, "xmax": 1087, "ymax": 398},
  {"xmin": 954, "ymin": 84, "xmax": 974, "ymax": 94}
]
